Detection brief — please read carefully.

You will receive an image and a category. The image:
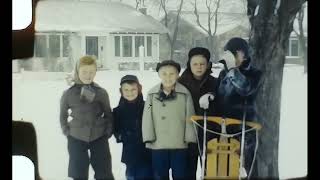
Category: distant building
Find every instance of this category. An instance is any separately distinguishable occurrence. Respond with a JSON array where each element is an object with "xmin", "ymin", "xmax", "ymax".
[{"xmin": 18, "ymin": 0, "xmax": 168, "ymax": 71}]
